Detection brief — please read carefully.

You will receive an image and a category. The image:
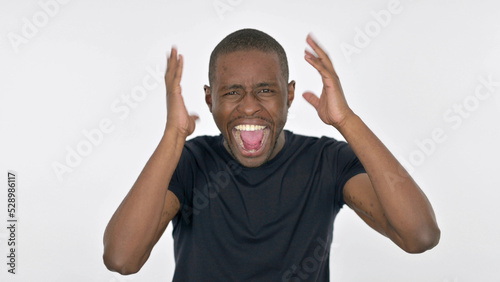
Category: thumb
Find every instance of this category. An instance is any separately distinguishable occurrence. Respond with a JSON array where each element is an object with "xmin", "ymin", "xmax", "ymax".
[
  {"xmin": 189, "ymin": 114, "xmax": 200, "ymax": 122},
  {"xmin": 302, "ymin": 92, "xmax": 320, "ymax": 110}
]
